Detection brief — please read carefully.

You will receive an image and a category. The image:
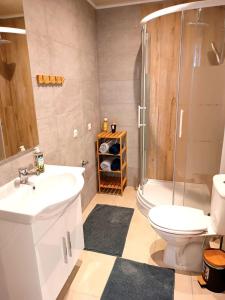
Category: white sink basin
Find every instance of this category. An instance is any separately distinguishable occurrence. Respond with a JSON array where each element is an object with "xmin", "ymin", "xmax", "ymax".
[{"xmin": 0, "ymin": 165, "xmax": 85, "ymax": 224}]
